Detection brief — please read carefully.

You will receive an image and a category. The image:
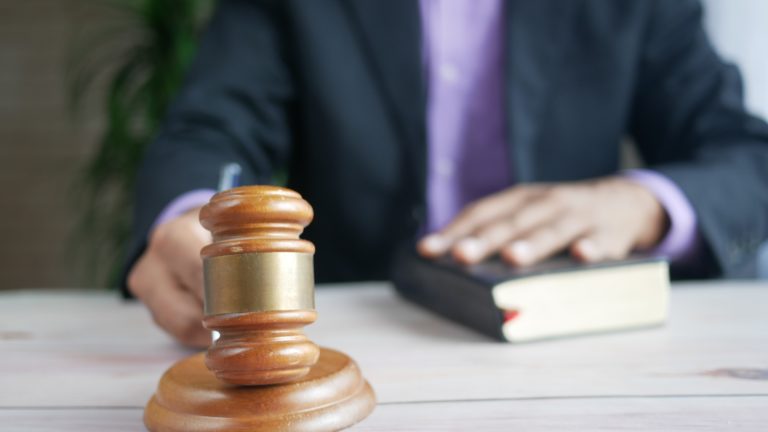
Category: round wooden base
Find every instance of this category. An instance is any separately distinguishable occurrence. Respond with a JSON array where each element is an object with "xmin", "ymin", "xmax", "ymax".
[{"xmin": 144, "ymin": 348, "xmax": 376, "ymax": 432}]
